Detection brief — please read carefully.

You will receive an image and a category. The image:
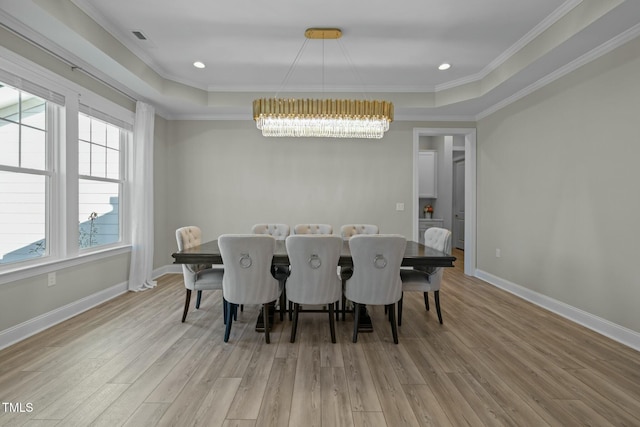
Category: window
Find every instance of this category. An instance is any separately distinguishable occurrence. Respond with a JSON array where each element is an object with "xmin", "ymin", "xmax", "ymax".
[
  {"xmin": 0, "ymin": 83, "xmax": 51, "ymax": 265},
  {"xmin": 78, "ymin": 112, "xmax": 126, "ymax": 250},
  {"xmin": 0, "ymin": 61, "xmax": 134, "ymax": 276}
]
